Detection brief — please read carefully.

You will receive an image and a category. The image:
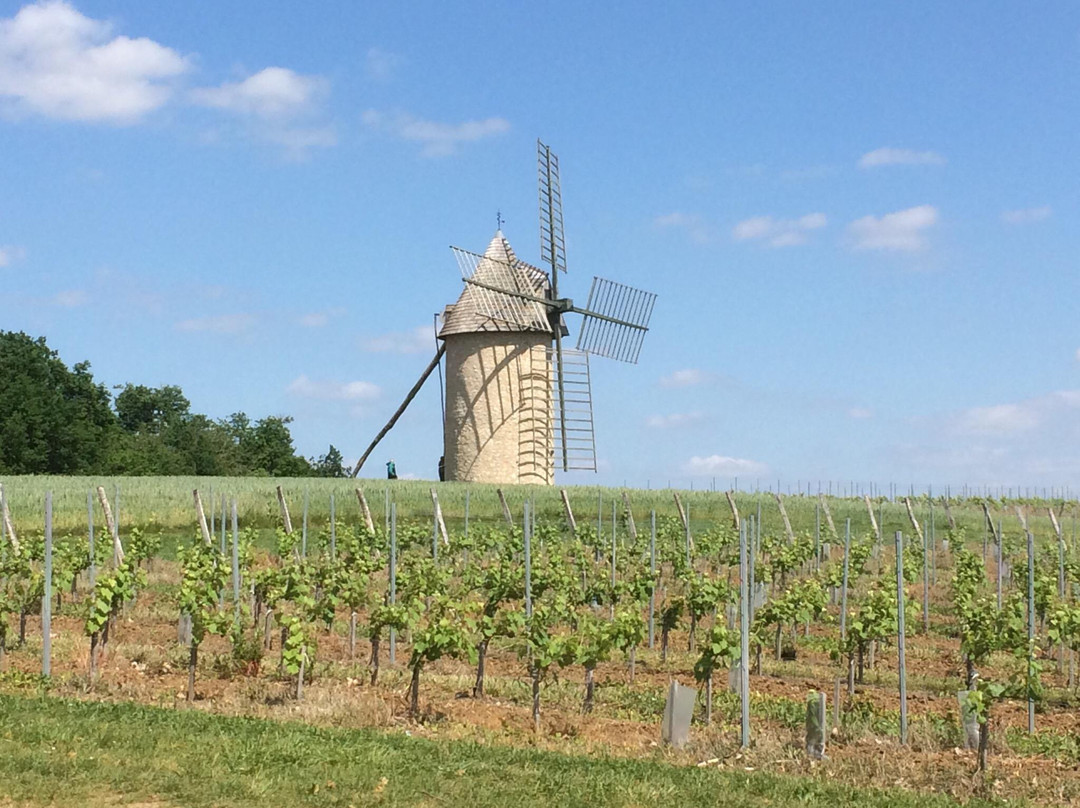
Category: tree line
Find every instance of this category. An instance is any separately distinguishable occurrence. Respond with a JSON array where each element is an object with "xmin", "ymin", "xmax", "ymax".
[{"xmin": 0, "ymin": 331, "xmax": 346, "ymax": 477}]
